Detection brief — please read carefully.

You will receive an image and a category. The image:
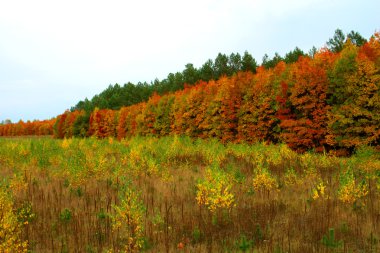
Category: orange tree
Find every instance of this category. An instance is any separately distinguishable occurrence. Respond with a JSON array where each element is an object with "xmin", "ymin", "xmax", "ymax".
[
  {"xmin": 280, "ymin": 56, "xmax": 330, "ymax": 152},
  {"xmin": 177, "ymin": 84, "xmax": 205, "ymax": 137},
  {"xmin": 170, "ymin": 87, "xmax": 191, "ymax": 135},
  {"xmin": 237, "ymin": 66, "xmax": 282, "ymax": 144},
  {"xmin": 63, "ymin": 110, "xmax": 83, "ymax": 138},
  {"xmin": 88, "ymin": 108, "xmax": 117, "ymax": 138},
  {"xmin": 135, "ymin": 93, "xmax": 161, "ymax": 136},
  {"xmin": 53, "ymin": 111, "xmax": 69, "ymax": 138},
  {"xmin": 117, "ymin": 103, "xmax": 143, "ymax": 139},
  {"xmin": 214, "ymin": 73, "xmax": 248, "ymax": 143}
]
